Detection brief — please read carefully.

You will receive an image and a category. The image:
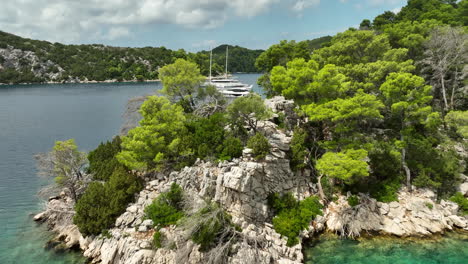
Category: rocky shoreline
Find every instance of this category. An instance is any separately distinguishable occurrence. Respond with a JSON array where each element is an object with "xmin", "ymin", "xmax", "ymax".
[
  {"xmin": 0, "ymin": 79, "xmax": 161, "ymax": 86},
  {"xmin": 33, "ymin": 97, "xmax": 468, "ymax": 264}
]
